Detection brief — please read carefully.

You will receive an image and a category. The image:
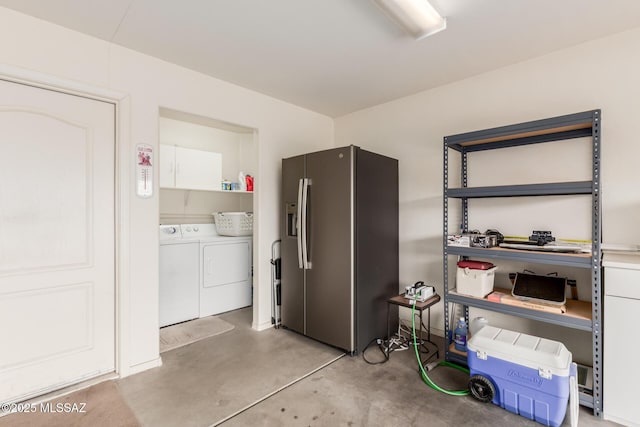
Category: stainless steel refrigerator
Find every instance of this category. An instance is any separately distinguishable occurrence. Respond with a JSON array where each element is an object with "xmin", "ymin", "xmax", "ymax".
[{"xmin": 281, "ymin": 145, "xmax": 399, "ymax": 353}]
